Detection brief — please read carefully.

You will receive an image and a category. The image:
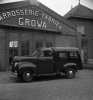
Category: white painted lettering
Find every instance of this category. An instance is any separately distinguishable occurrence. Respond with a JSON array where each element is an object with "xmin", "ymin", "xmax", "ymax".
[
  {"xmin": 56, "ymin": 22, "xmax": 59, "ymax": 27},
  {"xmin": 59, "ymin": 26, "xmax": 62, "ymax": 30},
  {"xmin": 25, "ymin": 9, "xmax": 28, "ymax": 15},
  {"xmin": 31, "ymin": 20, "xmax": 36, "ymax": 27},
  {"xmin": 16, "ymin": 10, "xmax": 20, "ymax": 15},
  {"xmin": 48, "ymin": 16, "xmax": 52, "ymax": 22},
  {"xmin": 55, "ymin": 21, "xmax": 58, "ymax": 26},
  {"xmin": 0, "ymin": 16, "xmax": 3, "ymax": 21},
  {"xmin": 25, "ymin": 19, "xmax": 30, "ymax": 26},
  {"xmin": 0, "ymin": 8, "xmax": 62, "ymax": 30},
  {"xmin": 51, "ymin": 18, "xmax": 55, "ymax": 24},
  {"xmin": 3, "ymin": 13, "xmax": 7, "ymax": 19},
  {"xmin": 42, "ymin": 22, "xmax": 47, "ymax": 28},
  {"xmin": 7, "ymin": 12, "xmax": 11, "ymax": 17},
  {"xmin": 35, "ymin": 11, "xmax": 39, "ymax": 16},
  {"xmin": 29, "ymin": 10, "xmax": 33, "ymax": 15},
  {"xmin": 41, "ymin": 13, "xmax": 45, "ymax": 18},
  {"xmin": 32, "ymin": 10, "xmax": 35, "ymax": 16},
  {"xmin": 45, "ymin": 14, "xmax": 48, "ymax": 20},
  {"xmin": 37, "ymin": 21, "xmax": 42, "ymax": 28},
  {"xmin": 19, "ymin": 18, "xmax": 24, "ymax": 25},
  {"xmin": 11, "ymin": 11, "xmax": 16, "ymax": 16},
  {"xmin": 18, "ymin": 18, "xmax": 47, "ymax": 29},
  {"xmin": 20, "ymin": 10, "xmax": 24, "ymax": 15}
]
